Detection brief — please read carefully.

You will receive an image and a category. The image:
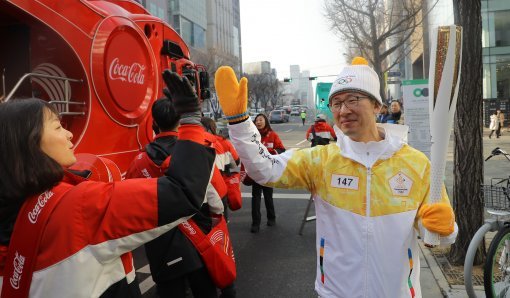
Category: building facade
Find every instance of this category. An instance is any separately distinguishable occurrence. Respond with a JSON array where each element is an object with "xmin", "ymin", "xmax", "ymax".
[
  {"xmin": 243, "ymin": 61, "xmax": 271, "ymax": 75},
  {"xmin": 206, "ymin": 0, "xmax": 242, "ymax": 73},
  {"xmin": 482, "ymin": 0, "xmax": 510, "ymax": 101},
  {"xmin": 141, "ymin": 0, "xmax": 242, "ymax": 74},
  {"xmin": 286, "ymin": 65, "xmax": 314, "ymax": 108}
]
